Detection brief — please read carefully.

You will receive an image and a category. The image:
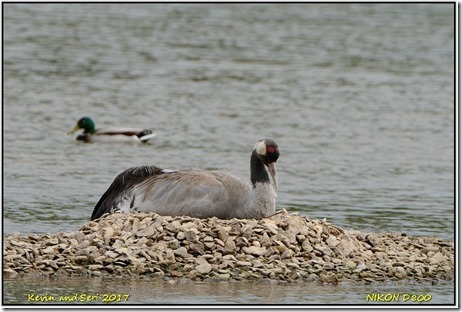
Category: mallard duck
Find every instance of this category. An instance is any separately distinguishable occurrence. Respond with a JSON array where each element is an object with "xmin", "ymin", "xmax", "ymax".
[
  {"xmin": 68, "ymin": 117, "xmax": 156, "ymax": 143},
  {"xmin": 91, "ymin": 139, "xmax": 279, "ymax": 220}
]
